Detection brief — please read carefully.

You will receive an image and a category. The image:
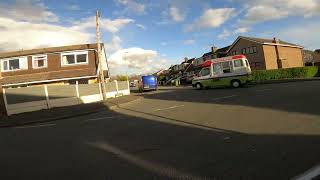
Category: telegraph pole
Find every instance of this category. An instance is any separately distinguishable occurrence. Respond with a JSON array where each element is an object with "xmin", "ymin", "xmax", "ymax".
[{"xmin": 96, "ymin": 10, "xmax": 107, "ymax": 101}]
